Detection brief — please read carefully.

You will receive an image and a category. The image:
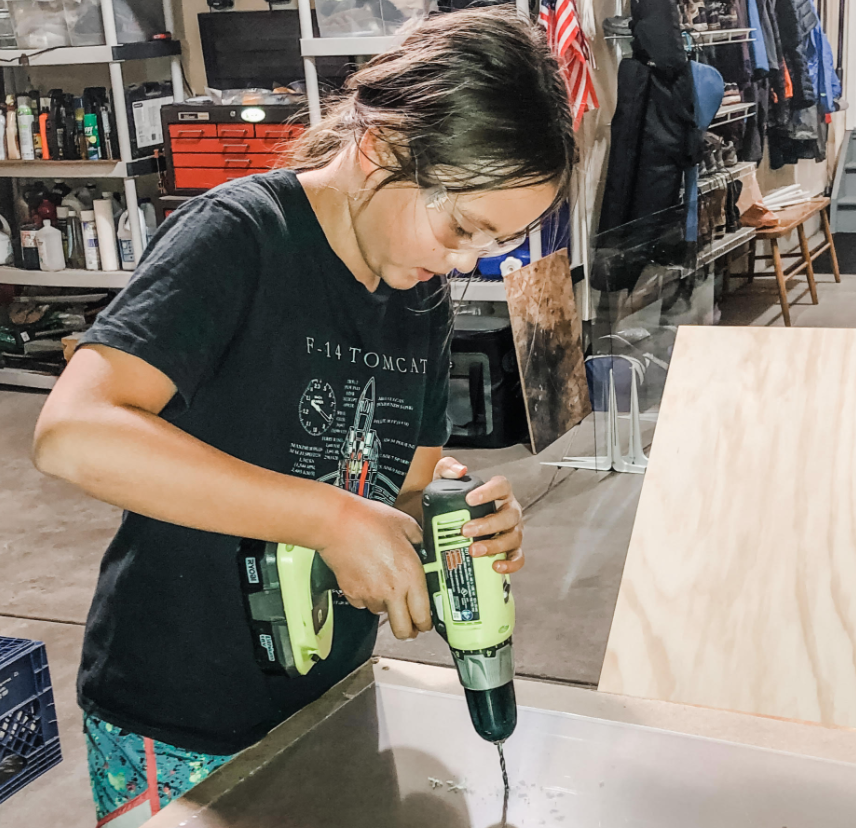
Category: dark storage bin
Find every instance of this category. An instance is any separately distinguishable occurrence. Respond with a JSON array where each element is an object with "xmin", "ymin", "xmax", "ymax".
[
  {"xmin": 0, "ymin": 637, "xmax": 62, "ymax": 805},
  {"xmin": 446, "ymin": 316, "xmax": 527, "ymax": 449}
]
